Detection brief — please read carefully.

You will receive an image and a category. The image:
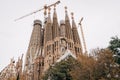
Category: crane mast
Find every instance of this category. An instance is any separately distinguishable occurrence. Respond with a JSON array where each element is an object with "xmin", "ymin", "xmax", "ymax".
[
  {"xmin": 14, "ymin": 0, "xmax": 60, "ymax": 21},
  {"xmin": 79, "ymin": 17, "xmax": 88, "ymax": 54}
]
